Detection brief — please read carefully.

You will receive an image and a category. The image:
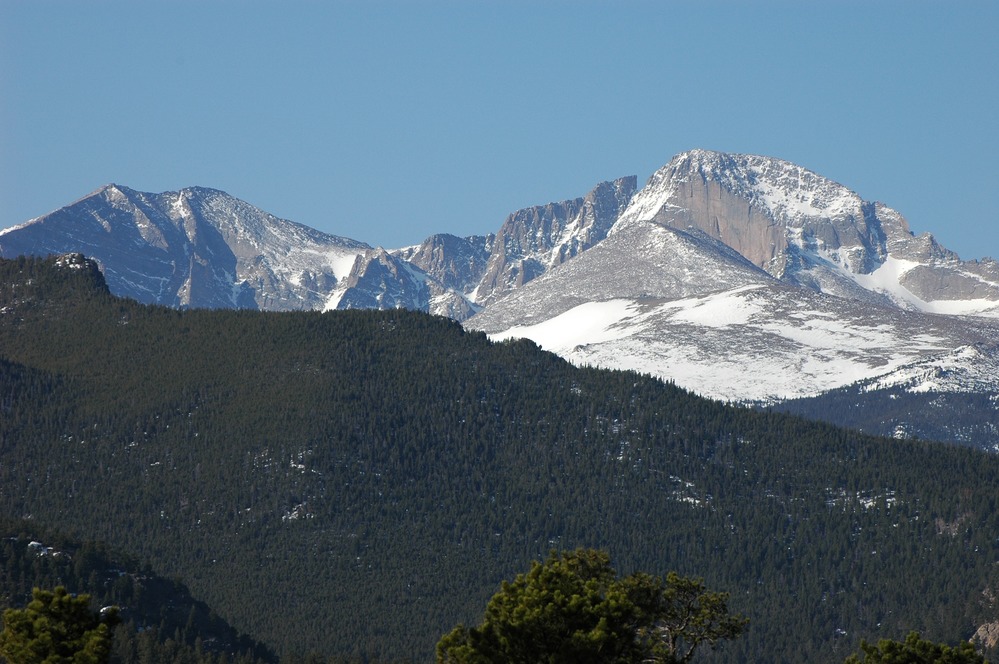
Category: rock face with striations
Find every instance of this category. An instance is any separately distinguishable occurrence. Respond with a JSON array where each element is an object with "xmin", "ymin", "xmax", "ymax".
[
  {"xmin": 326, "ymin": 245, "xmax": 481, "ymax": 320},
  {"xmin": 392, "ymin": 233, "xmax": 494, "ymax": 299},
  {"xmin": 468, "ymin": 149, "xmax": 999, "ymax": 411},
  {"xmin": 471, "ymin": 176, "xmax": 637, "ymax": 305},
  {"xmin": 615, "ymin": 150, "xmax": 999, "ymax": 312}
]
